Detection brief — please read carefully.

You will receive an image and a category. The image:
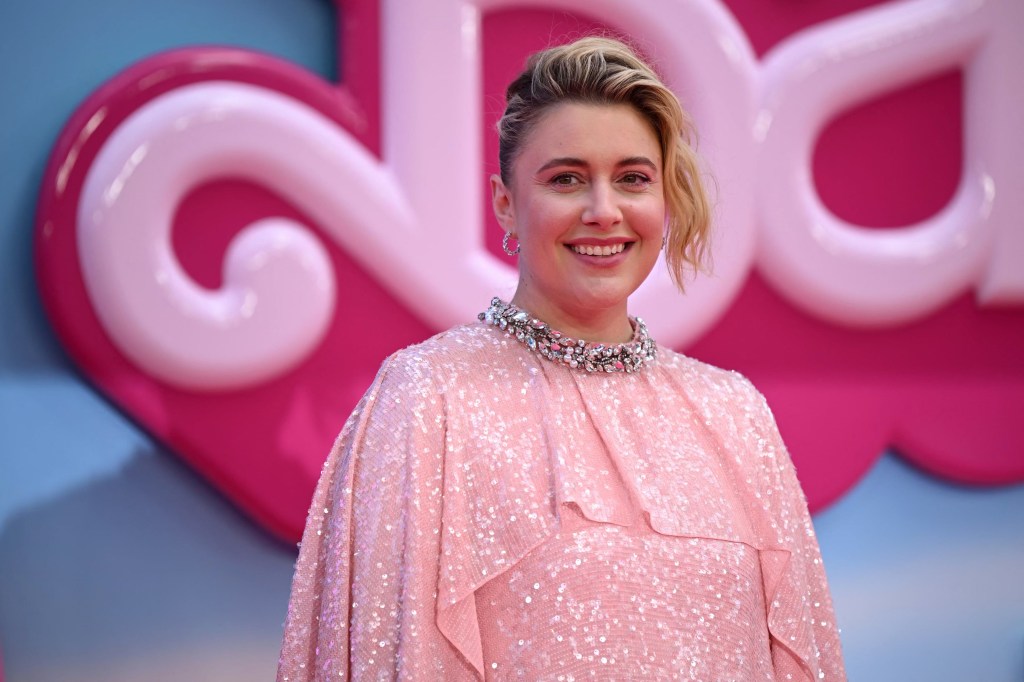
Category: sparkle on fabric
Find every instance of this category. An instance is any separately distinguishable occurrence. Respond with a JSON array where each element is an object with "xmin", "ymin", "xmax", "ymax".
[{"xmin": 277, "ymin": 319, "xmax": 845, "ymax": 680}]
